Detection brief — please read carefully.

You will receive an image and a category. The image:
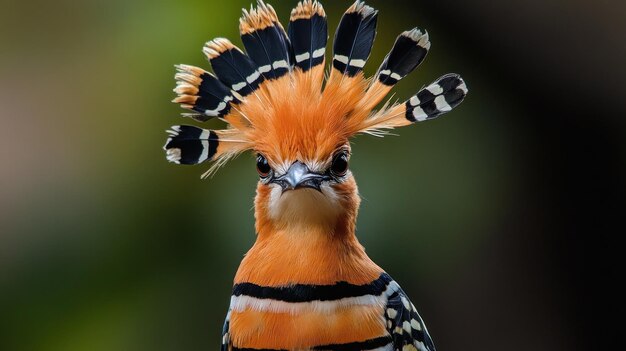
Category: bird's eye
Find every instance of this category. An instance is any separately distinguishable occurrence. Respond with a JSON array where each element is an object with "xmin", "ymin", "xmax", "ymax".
[
  {"xmin": 330, "ymin": 152, "xmax": 349, "ymax": 177},
  {"xmin": 256, "ymin": 154, "xmax": 272, "ymax": 178}
]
